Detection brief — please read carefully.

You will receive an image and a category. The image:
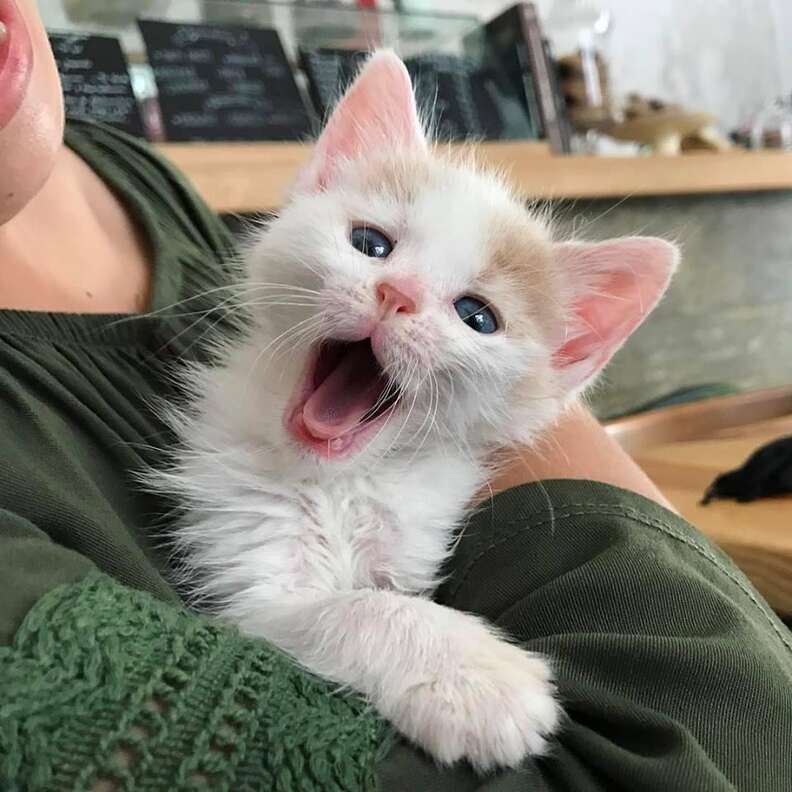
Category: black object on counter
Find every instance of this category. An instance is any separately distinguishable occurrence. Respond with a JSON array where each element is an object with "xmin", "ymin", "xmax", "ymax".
[
  {"xmin": 48, "ymin": 32, "xmax": 145, "ymax": 137},
  {"xmin": 138, "ymin": 19, "xmax": 312, "ymax": 142},
  {"xmin": 701, "ymin": 436, "xmax": 792, "ymax": 505}
]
